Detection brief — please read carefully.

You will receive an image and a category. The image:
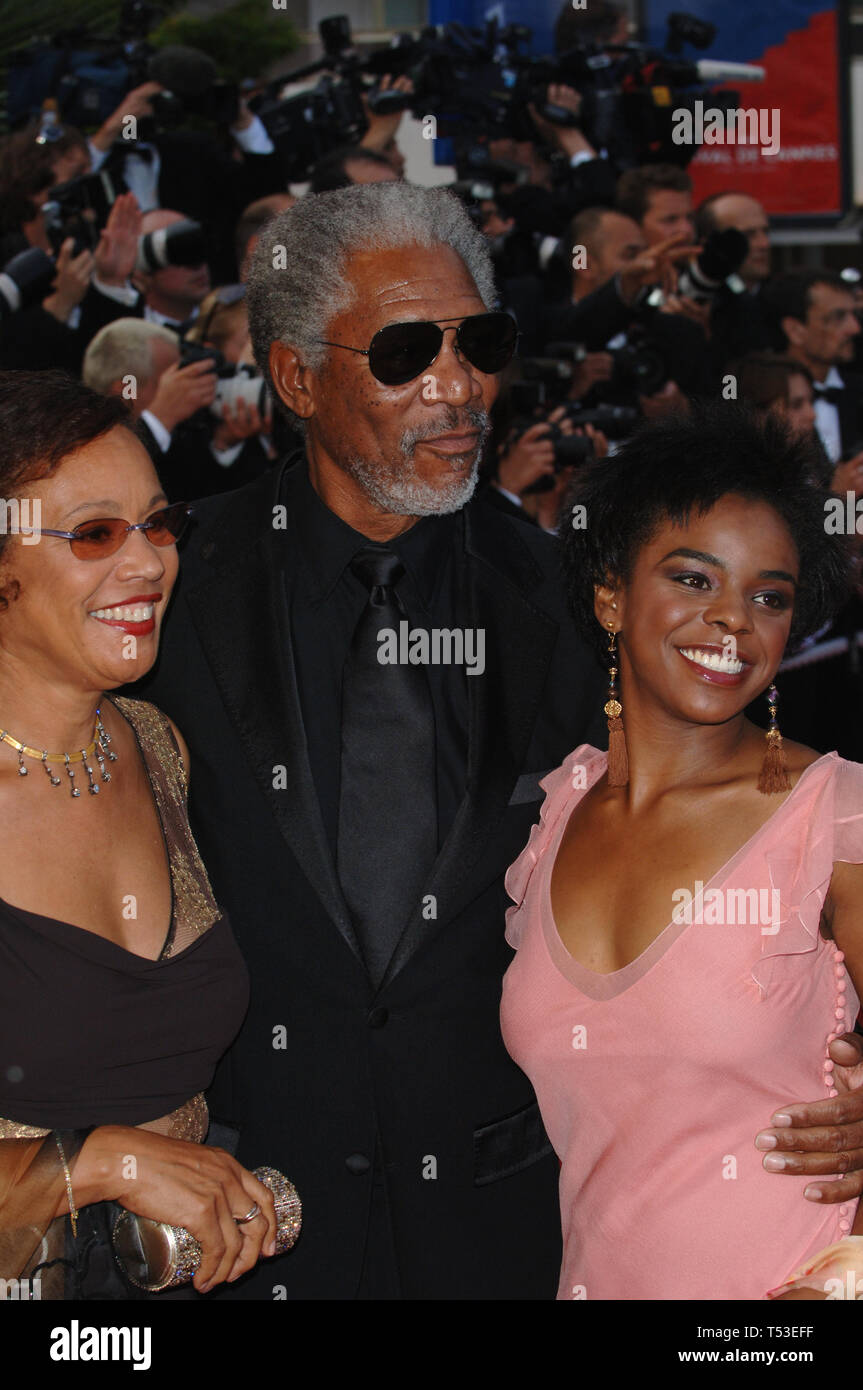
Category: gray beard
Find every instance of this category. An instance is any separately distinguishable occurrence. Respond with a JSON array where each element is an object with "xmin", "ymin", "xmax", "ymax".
[{"xmin": 342, "ymin": 406, "xmax": 490, "ymax": 517}]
